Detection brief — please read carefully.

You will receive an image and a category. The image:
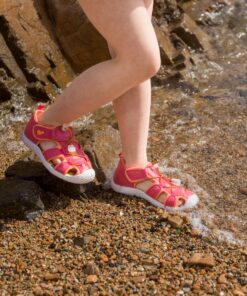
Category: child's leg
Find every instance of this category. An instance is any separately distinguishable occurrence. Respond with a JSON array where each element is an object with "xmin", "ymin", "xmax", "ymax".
[
  {"xmin": 108, "ymin": 0, "xmax": 164, "ymax": 201},
  {"xmin": 109, "ymin": 0, "xmax": 154, "ymax": 168},
  {"xmin": 40, "ymin": 0, "xmax": 160, "ymax": 127},
  {"xmin": 38, "ymin": 0, "xmax": 160, "ymax": 167}
]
